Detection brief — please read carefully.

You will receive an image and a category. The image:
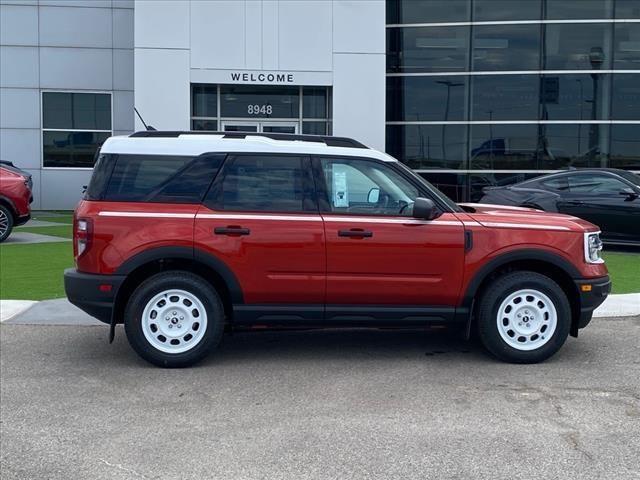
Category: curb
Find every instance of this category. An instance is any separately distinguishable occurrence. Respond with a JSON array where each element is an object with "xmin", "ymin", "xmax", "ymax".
[
  {"xmin": 0, "ymin": 300, "xmax": 38, "ymax": 322},
  {"xmin": 593, "ymin": 293, "xmax": 640, "ymax": 318}
]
